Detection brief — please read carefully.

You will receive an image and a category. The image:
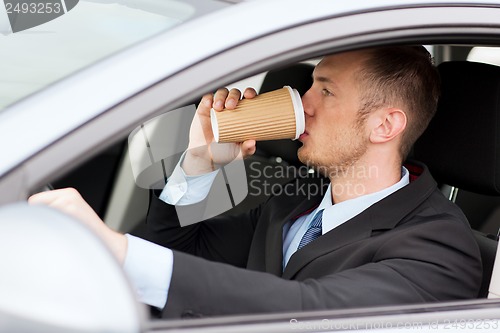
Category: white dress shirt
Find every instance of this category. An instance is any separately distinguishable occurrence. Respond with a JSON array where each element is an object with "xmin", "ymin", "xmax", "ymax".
[
  {"xmin": 123, "ymin": 162, "xmax": 409, "ymax": 308},
  {"xmin": 282, "ymin": 167, "xmax": 409, "ymax": 268}
]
